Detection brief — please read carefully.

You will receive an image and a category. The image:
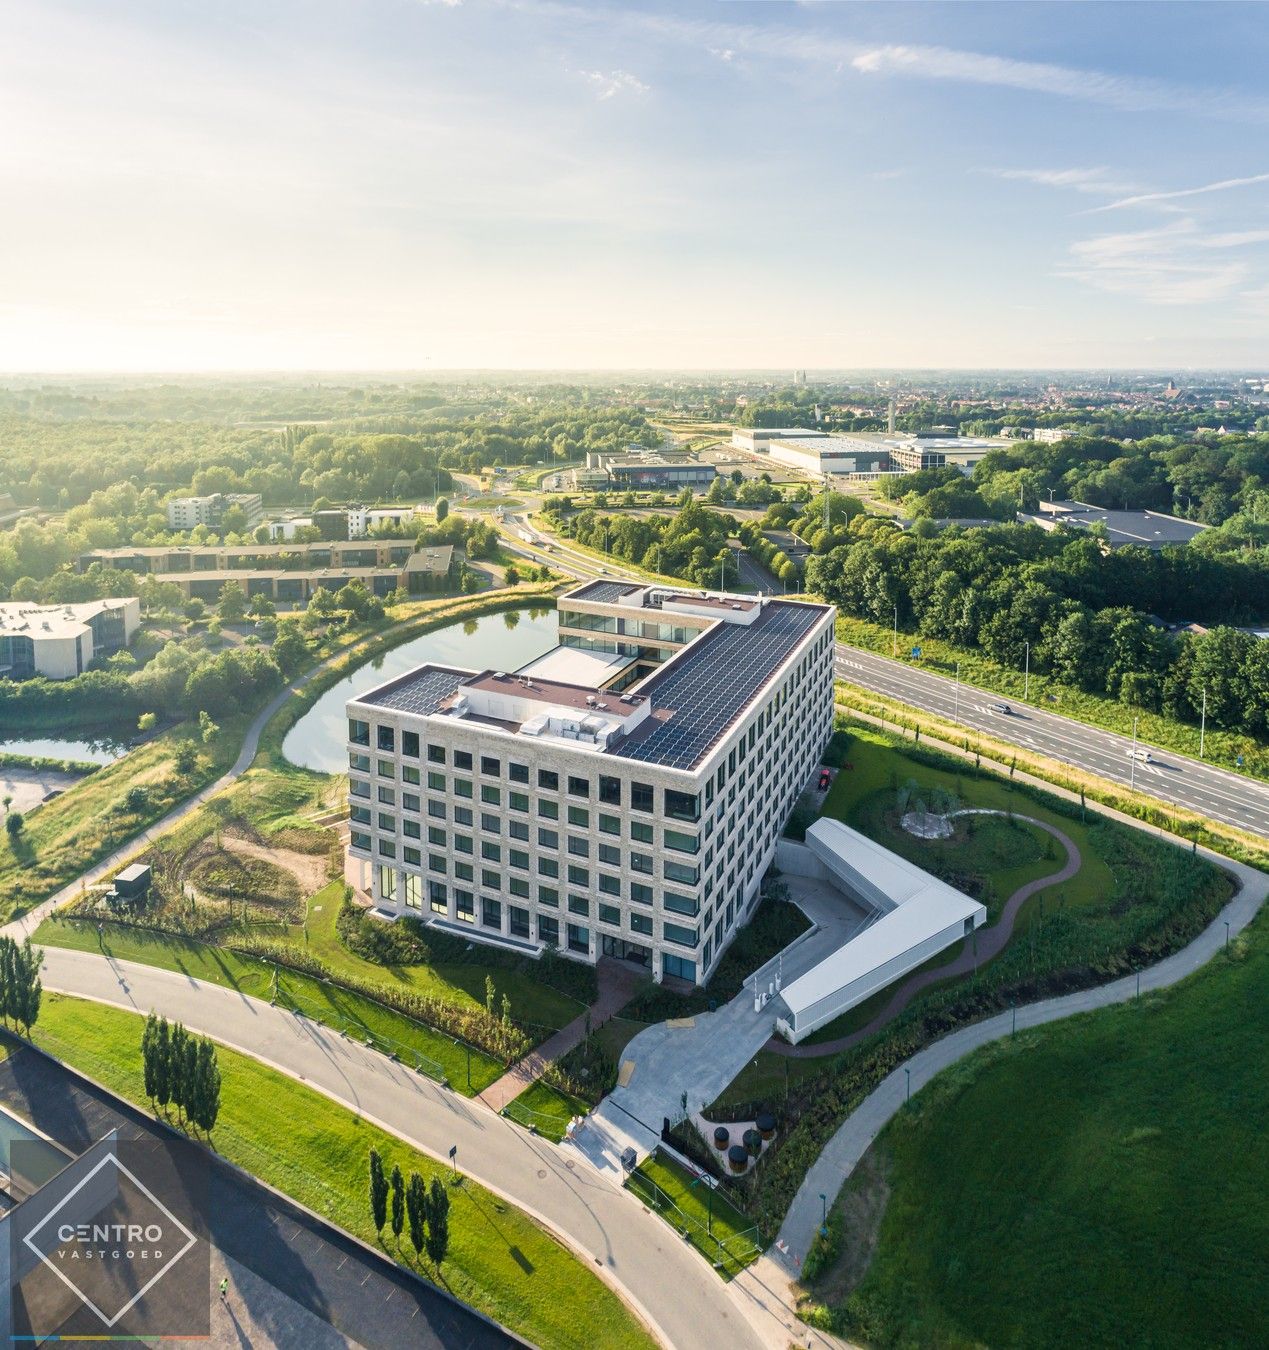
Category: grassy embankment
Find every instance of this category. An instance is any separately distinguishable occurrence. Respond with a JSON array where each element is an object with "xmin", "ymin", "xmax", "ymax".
[
  {"xmin": 703, "ymin": 724, "xmax": 1235, "ymax": 1240},
  {"xmin": 799, "ymin": 910, "xmax": 1268, "ymax": 1350},
  {"xmin": 18, "ymin": 995, "xmax": 654, "ymax": 1350}
]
